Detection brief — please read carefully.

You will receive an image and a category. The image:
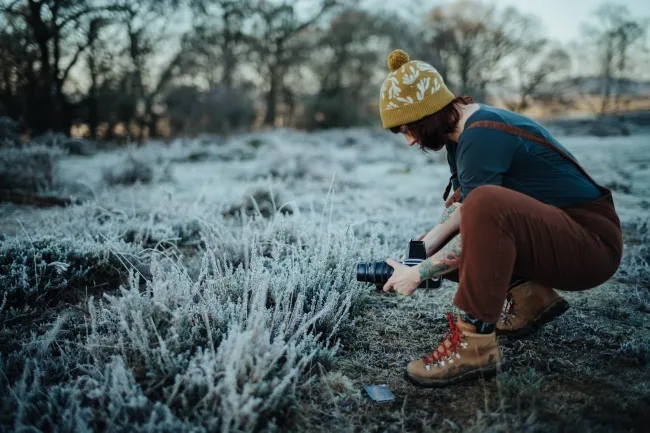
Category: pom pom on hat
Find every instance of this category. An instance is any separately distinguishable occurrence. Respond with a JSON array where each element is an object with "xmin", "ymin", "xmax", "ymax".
[{"xmin": 387, "ymin": 49, "xmax": 410, "ymax": 72}]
